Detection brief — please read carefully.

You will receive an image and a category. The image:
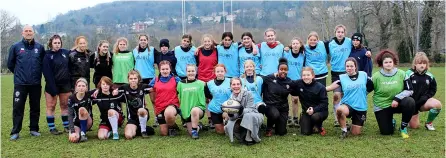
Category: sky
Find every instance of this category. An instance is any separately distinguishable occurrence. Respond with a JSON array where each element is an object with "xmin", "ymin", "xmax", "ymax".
[{"xmin": 0, "ymin": 0, "xmax": 117, "ymax": 25}]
